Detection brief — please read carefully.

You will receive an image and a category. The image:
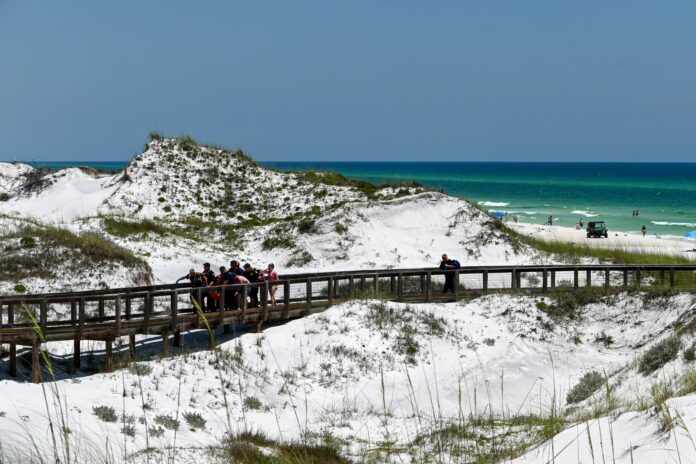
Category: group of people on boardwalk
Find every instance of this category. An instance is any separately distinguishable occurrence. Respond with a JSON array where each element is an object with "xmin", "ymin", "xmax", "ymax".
[{"xmin": 176, "ymin": 260, "xmax": 278, "ymax": 312}]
